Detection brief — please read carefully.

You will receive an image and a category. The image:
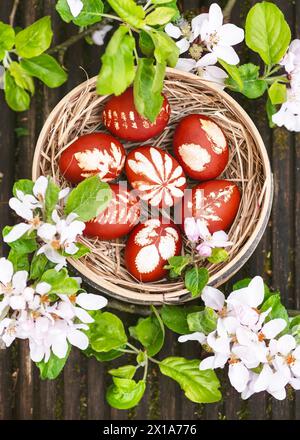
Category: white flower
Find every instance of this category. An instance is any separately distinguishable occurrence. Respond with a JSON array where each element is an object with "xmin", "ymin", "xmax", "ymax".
[
  {"xmin": 280, "ymin": 39, "xmax": 300, "ymax": 74},
  {"xmin": 200, "ymin": 3, "xmax": 244, "ymax": 65},
  {"xmin": 270, "ymin": 334, "xmax": 300, "ymax": 379},
  {"xmin": 67, "ymin": 0, "xmax": 83, "ymax": 17},
  {"xmin": 53, "ymin": 292, "xmax": 107, "ymax": 324},
  {"xmin": 178, "ymin": 332, "xmax": 206, "ymax": 343},
  {"xmin": 196, "ymin": 220, "xmax": 232, "ymax": 257},
  {"xmin": 0, "ymin": 258, "xmax": 29, "ymax": 313},
  {"xmin": 165, "ymin": 15, "xmax": 208, "ymax": 54},
  {"xmin": 175, "ymin": 53, "xmax": 228, "ymax": 88},
  {"xmin": 92, "ymin": 25, "xmax": 113, "ymax": 46},
  {"xmin": 272, "ymin": 86, "xmax": 300, "ymax": 132},
  {"xmin": 37, "ymin": 210, "xmax": 85, "ymax": 270}
]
